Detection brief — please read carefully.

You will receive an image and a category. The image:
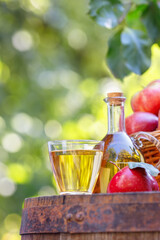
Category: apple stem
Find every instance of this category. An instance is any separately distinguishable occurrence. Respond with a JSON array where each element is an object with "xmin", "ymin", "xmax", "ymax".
[
  {"xmin": 140, "ymin": 84, "xmax": 146, "ymax": 89},
  {"xmin": 109, "ymin": 161, "xmax": 121, "ymax": 171}
]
